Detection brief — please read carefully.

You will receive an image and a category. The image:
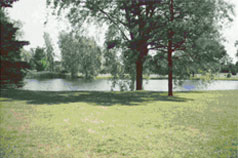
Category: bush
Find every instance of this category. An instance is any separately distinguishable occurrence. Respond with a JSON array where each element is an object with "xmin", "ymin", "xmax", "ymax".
[
  {"xmin": 227, "ymin": 73, "xmax": 231, "ymax": 78},
  {"xmin": 231, "ymin": 72, "xmax": 237, "ymax": 75}
]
